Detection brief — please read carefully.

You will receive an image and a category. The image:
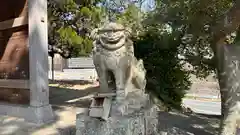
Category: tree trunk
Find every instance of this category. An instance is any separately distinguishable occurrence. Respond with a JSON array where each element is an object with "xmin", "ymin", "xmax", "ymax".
[
  {"xmin": 210, "ymin": 2, "xmax": 240, "ymax": 134},
  {"xmin": 216, "ymin": 44, "xmax": 240, "ymax": 135}
]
